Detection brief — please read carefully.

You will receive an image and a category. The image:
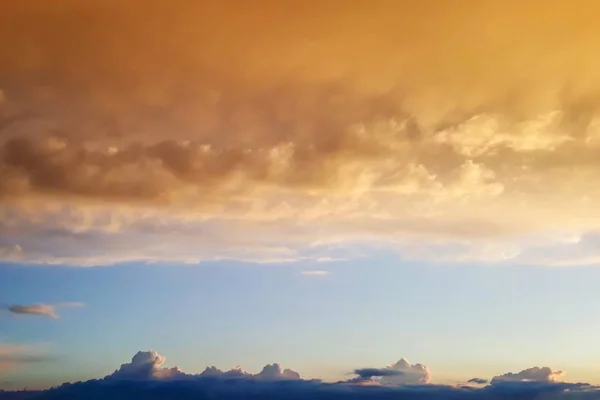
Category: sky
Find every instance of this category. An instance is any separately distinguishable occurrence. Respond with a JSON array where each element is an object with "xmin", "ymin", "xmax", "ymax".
[{"xmin": 3, "ymin": 0, "xmax": 600, "ymax": 395}]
